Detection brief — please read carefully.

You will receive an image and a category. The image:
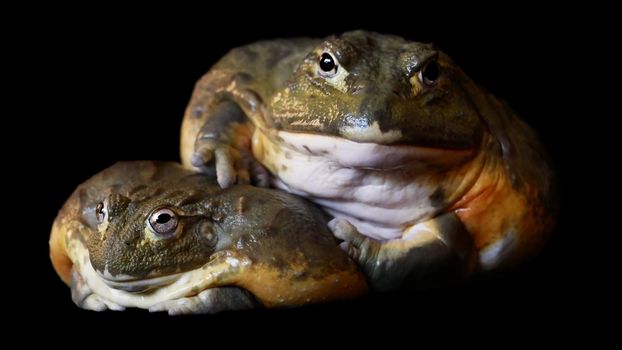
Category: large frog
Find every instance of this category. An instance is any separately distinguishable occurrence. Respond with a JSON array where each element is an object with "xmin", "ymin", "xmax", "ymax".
[
  {"xmin": 181, "ymin": 30, "xmax": 556, "ymax": 291},
  {"xmin": 49, "ymin": 161, "xmax": 366, "ymax": 314}
]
